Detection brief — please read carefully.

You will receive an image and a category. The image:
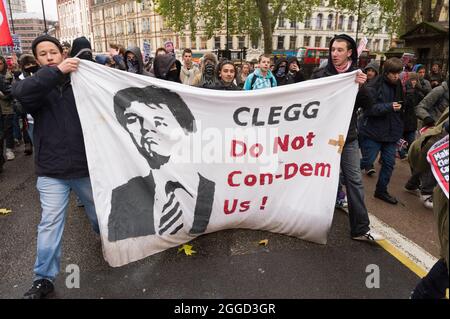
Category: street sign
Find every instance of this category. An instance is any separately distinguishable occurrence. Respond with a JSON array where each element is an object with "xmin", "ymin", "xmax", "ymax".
[
  {"xmin": 143, "ymin": 40, "xmax": 151, "ymax": 62},
  {"xmin": 12, "ymin": 34, "xmax": 22, "ymax": 53}
]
